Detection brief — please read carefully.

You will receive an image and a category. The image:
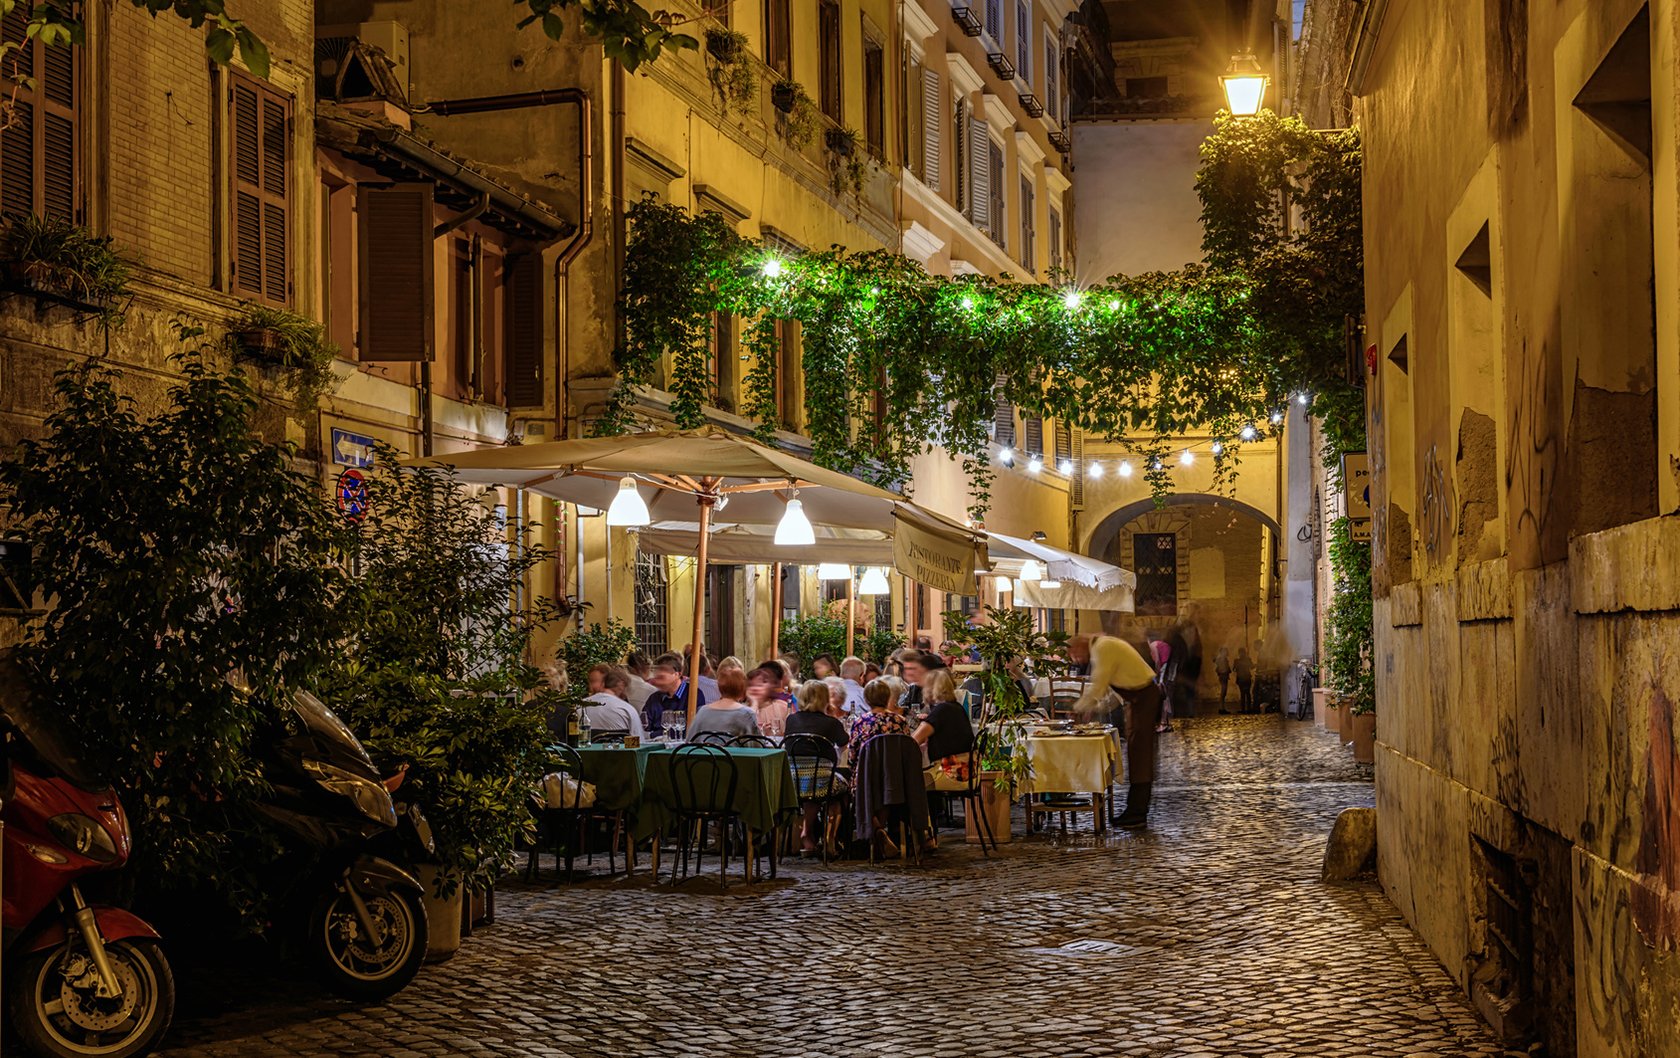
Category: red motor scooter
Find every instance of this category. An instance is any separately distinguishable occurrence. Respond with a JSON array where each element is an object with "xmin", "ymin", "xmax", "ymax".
[{"xmin": 1, "ymin": 650, "xmax": 174, "ymax": 1058}]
